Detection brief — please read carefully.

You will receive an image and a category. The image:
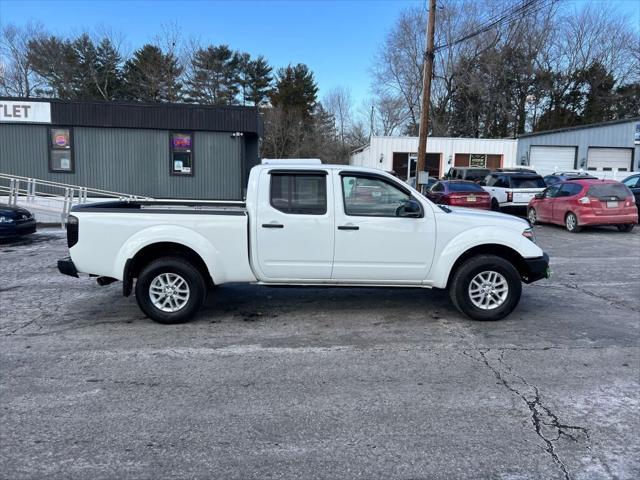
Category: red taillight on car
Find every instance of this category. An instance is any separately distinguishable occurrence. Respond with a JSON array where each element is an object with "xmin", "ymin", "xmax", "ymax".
[{"xmin": 507, "ymin": 192, "xmax": 513, "ymax": 202}]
